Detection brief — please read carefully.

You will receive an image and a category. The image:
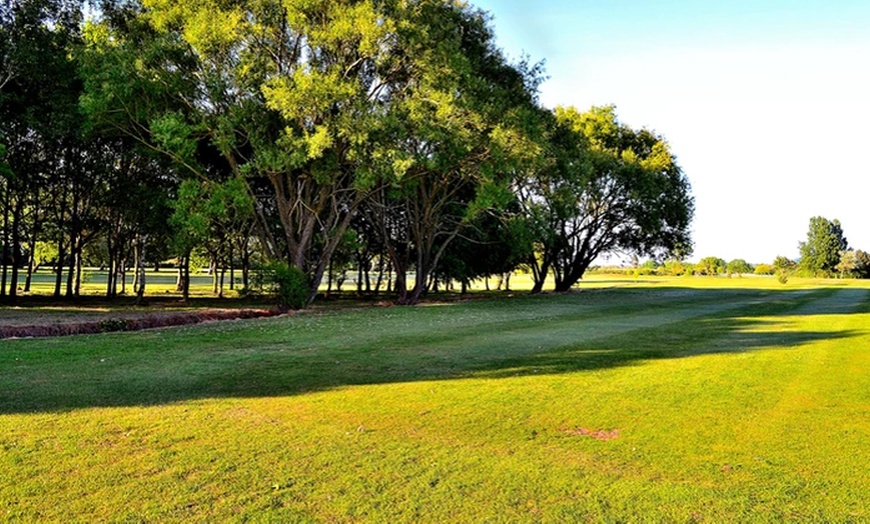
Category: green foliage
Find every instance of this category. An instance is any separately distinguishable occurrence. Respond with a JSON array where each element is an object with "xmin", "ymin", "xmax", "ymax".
[
  {"xmin": 836, "ymin": 249, "xmax": 870, "ymax": 279},
  {"xmin": 773, "ymin": 255, "xmax": 796, "ymax": 284},
  {"xmin": 264, "ymin": 261, "xmax": 309, "ymax": 310},
  {"xmin": 170, "ymin": 177, "xmax": 254, "ymax": 256},
  {"xmin": 753, "ymin": 264, "xmax": 774, "ymax": 276},
  {"xmin": 659, "ymin": 259, "xmax": 694, "ymax": 276},
  {"xmin": 697, "ymin": 257, "xmax": 726, "ymax": 276},
  {"xmin": 96, "ymin": 318, "xmax": 128, "ymax": 333},
  {"xmin": 520, "ymin": 105, "xmax": 694, "ymax": 292},
  {"xmin": 799, "ymin": 216, "xmax": 847, "ymax": 277},
  {"xmin": 773, "ymin": 256, "xmax": 796, "ymax": 272},
  {"xmin": 633, "ymin": 260, "xmax": 659, "ymax": 276},
  {"xmin": 0, "ymin": 143, "xmax": 10, "ymax": 180},
  {"xmin": 726, "ymin": 259, "xmax": 752, "ymax": 277}
]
